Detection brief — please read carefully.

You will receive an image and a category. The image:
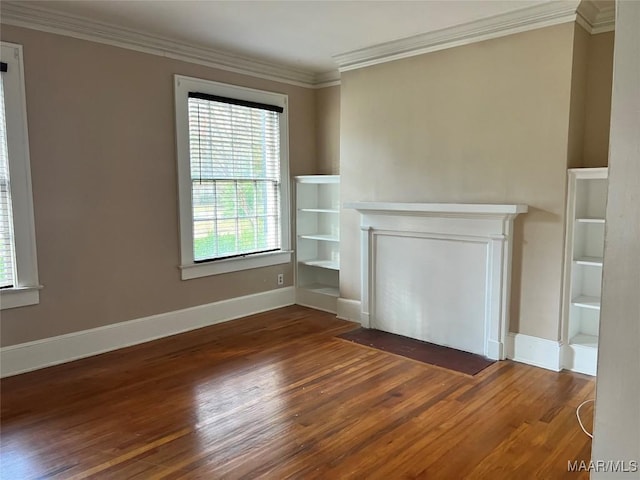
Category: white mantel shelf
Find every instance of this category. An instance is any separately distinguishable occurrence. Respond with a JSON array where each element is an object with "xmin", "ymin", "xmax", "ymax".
[
  {"xmin": 347, "ymin": 201, "xmax": 528, "ymax": 361},
  {"xmin": 344, "ymin": 202, "xmax": 528, "ymax": 216}
]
